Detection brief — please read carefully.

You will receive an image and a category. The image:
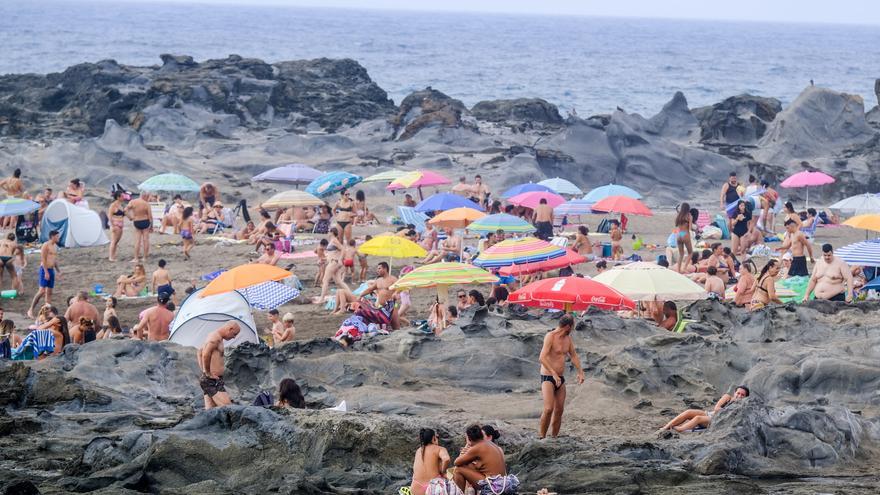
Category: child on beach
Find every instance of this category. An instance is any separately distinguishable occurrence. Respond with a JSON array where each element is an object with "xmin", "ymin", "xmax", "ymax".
[
  {"xmin": 180, "ymin": 206, "xmax": 195, "ymax": 260},
  {"xmin": 342, "ymin": 239, "xmax": 357, "ymax": 282},
  {"xmin": 610, "ymin": 221, "xmax": 623, "ymax": 260},
  {"xmin": 315, "ymin": 238, "xmax": 328, "ymax": 287},
  {"xmin": 358, "ymin": 235, "xmax": 371, "ymax": 283},
  {"xmin": 151, "ymin": 259, "xmax": 175, "ymax": 302},
  {"xmin": 704, "ymin": 266, "xmax": 726, "ymax": 300}
]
